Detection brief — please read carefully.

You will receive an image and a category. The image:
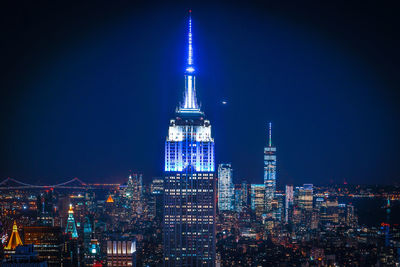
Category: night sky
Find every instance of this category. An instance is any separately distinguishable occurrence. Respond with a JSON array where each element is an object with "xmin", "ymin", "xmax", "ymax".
[{"xmin": 1, "ymin": 1, "xmax": 399, "ymax": 186}]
